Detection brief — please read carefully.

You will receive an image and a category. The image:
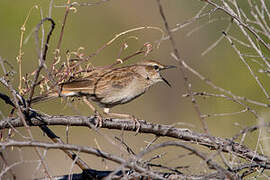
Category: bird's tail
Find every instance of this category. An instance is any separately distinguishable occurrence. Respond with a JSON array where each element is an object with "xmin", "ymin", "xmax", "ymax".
[{"xmin": 31, "ymin": 92, "xmax": 58, "ymax": 104}]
